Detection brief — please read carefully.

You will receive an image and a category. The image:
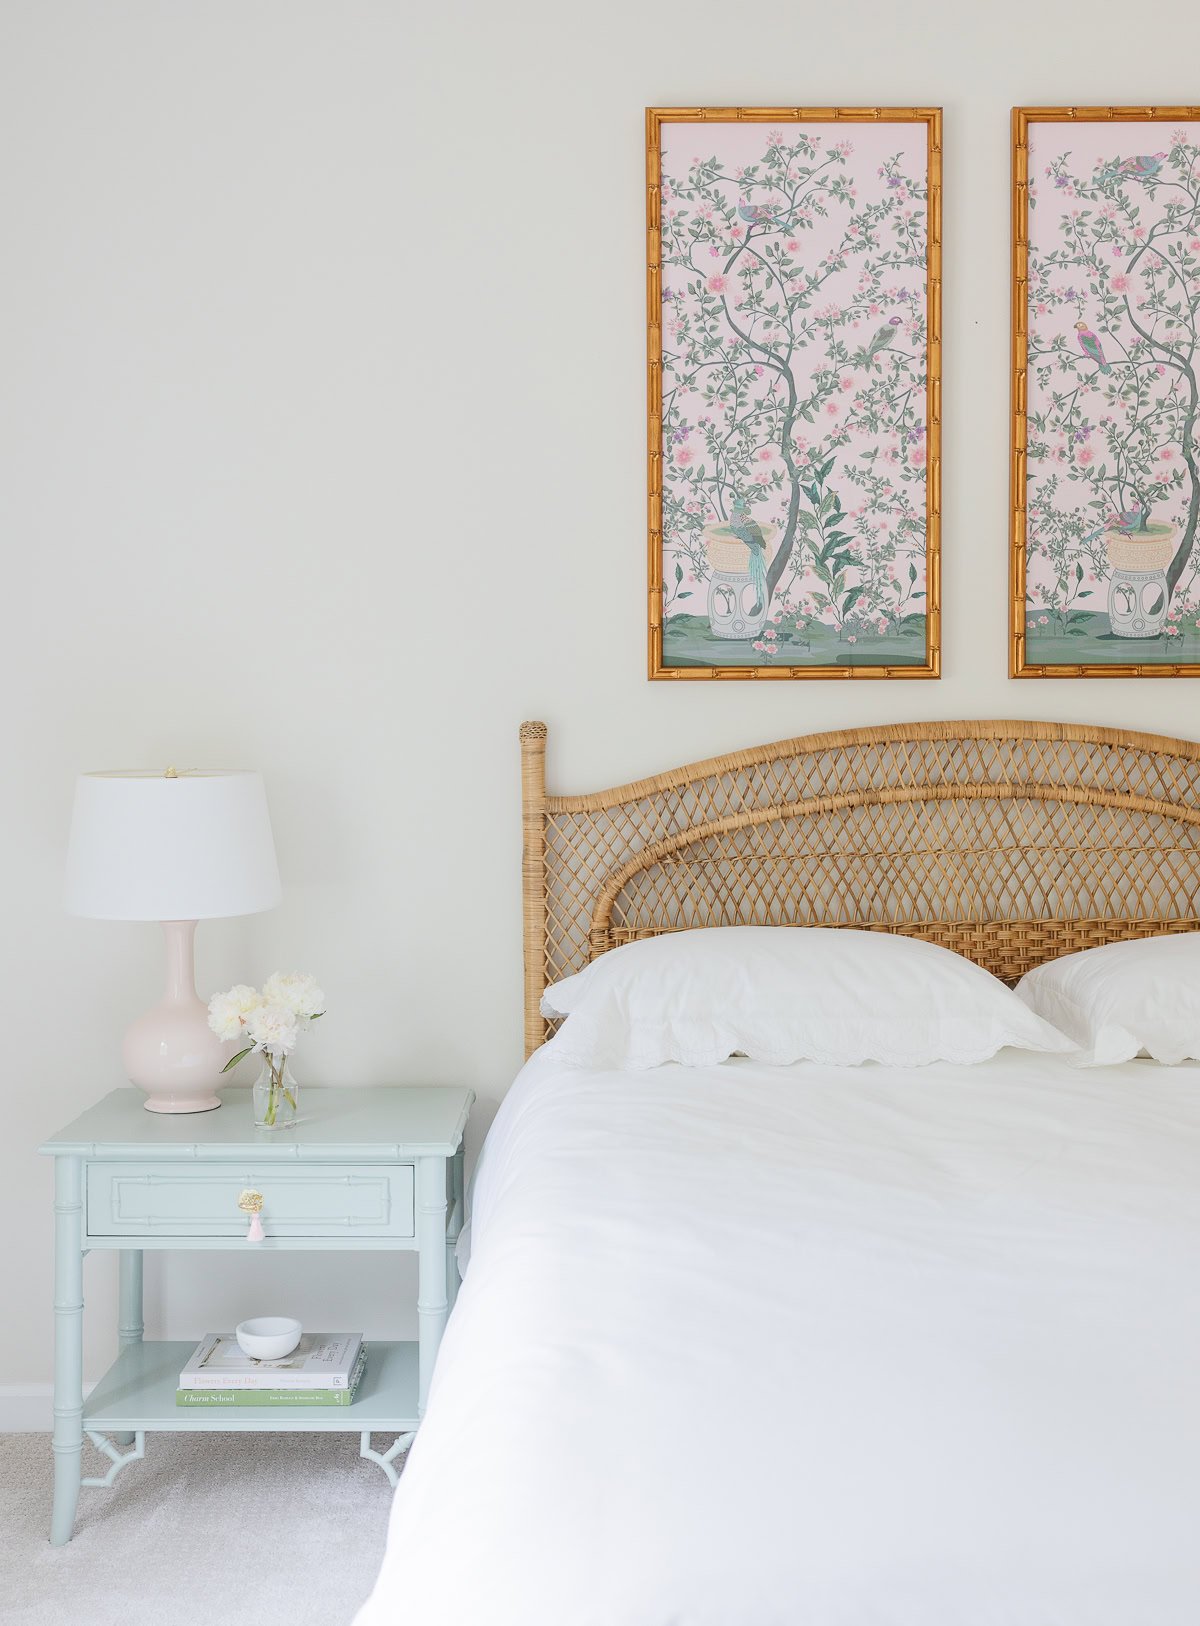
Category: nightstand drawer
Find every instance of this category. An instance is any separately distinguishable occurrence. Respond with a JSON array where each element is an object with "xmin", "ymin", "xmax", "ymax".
[{"xmin": 85, "ymin": 1163, "xmax": 416, "ymax": 1239}]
